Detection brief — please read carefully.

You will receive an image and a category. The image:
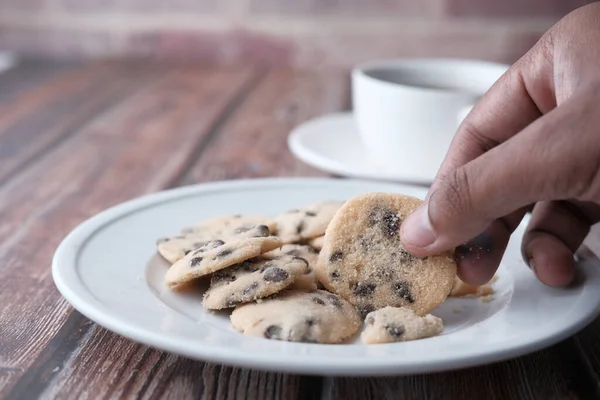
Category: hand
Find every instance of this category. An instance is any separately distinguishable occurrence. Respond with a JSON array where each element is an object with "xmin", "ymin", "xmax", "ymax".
[{"xmin": 400, "ymin": 3, "xmax": 600, "ymax": 288}]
